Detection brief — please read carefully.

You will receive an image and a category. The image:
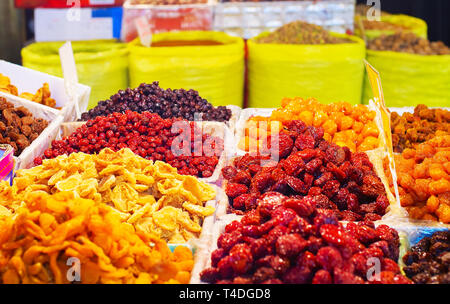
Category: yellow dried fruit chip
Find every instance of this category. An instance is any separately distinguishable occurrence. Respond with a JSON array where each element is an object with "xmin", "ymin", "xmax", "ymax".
[
  {"xmin": 98, "ymin": 175, "xmax": 116, "ymax": 192},
  {"xmin": 111, "ymin": 182, "xmax": 138, "ymax": 212}
]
